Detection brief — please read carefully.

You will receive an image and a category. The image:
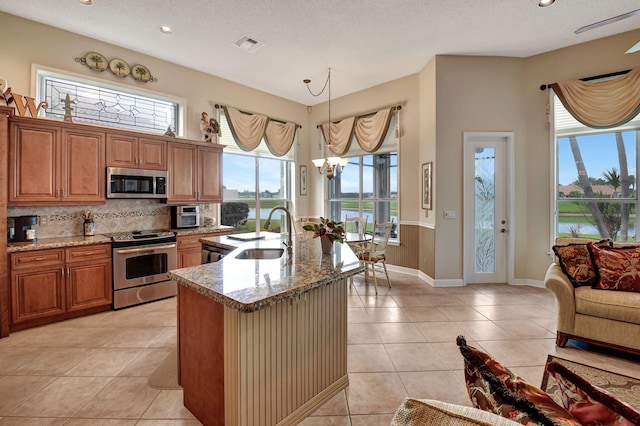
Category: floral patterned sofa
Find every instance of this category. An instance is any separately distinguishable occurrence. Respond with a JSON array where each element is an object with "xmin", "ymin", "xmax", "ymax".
[{"xmin": 545, "ymin": 238, "xmax": 640, "ymax": 355}]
